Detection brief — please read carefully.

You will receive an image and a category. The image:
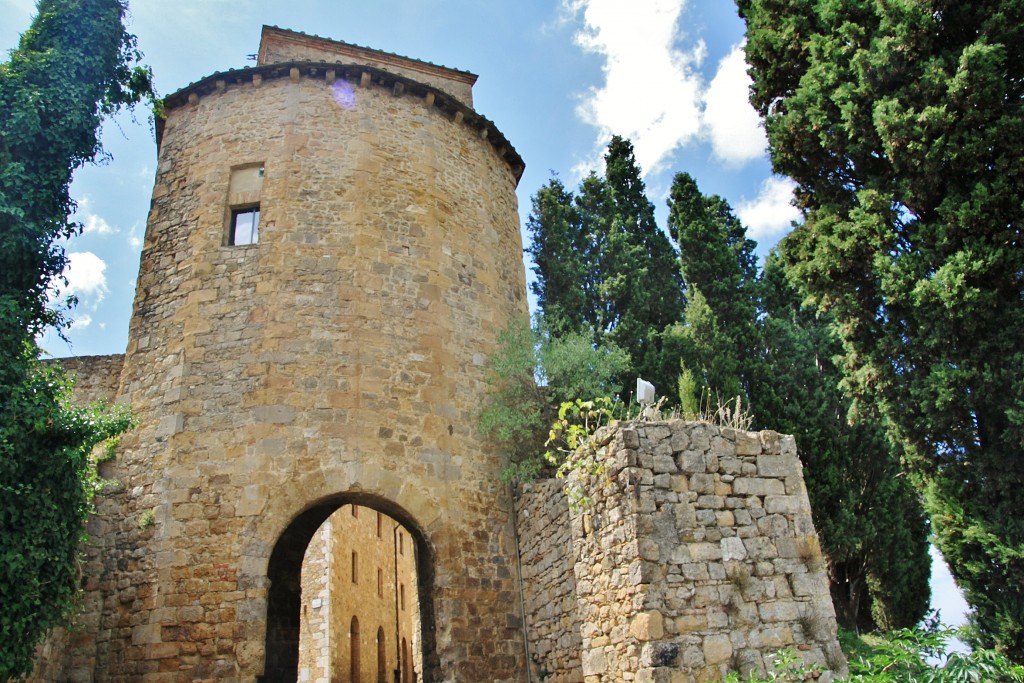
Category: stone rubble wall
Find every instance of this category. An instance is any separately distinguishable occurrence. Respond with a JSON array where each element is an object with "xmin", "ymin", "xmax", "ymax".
[
  {"xmin": 517, "ymin": 479, "xmax": 584, "ymax": 683},
  {"xmin": 517, "ymin": 421, "xmax": 847, "ymax": 683},
  {"xmin": 298, "ymin": 521, "xmax": 332, "ymax": 682},
  {"xmin": 53, "ymin": 353, "xmax": 125, "ymax": 405}
]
